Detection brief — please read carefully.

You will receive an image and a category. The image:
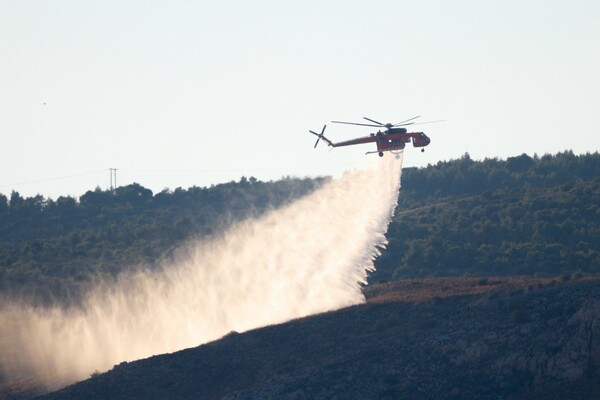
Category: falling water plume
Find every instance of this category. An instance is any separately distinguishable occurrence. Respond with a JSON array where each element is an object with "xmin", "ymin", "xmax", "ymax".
[{"xmin": 0, "ymin": 153, "xmax": 403, "ymax": 390}]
